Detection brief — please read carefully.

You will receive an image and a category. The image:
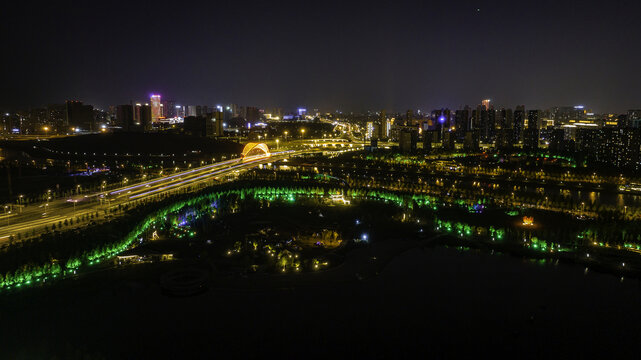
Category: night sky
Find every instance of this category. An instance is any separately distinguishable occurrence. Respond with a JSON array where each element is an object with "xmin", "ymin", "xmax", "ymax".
[{"xmin": 2, "ymin": 0, "xmax": 640, "ymax": 113}]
